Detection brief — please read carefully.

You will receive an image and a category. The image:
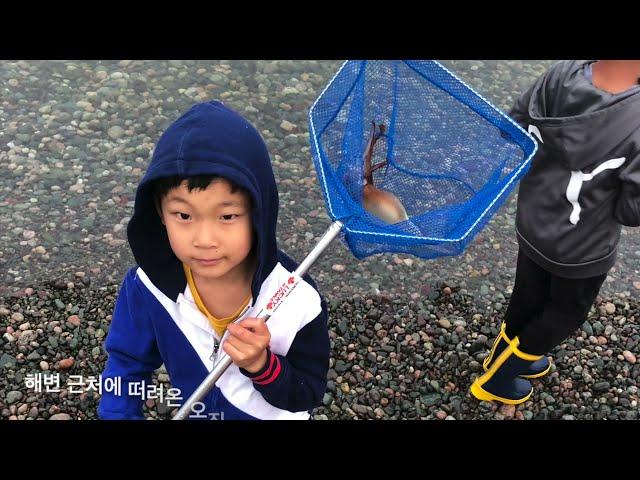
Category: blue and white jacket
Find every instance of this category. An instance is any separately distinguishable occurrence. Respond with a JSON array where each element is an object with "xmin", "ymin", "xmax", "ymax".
[{"xmin": 98, "ymin": 101, "xmax": 330, "ymax": 420}]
